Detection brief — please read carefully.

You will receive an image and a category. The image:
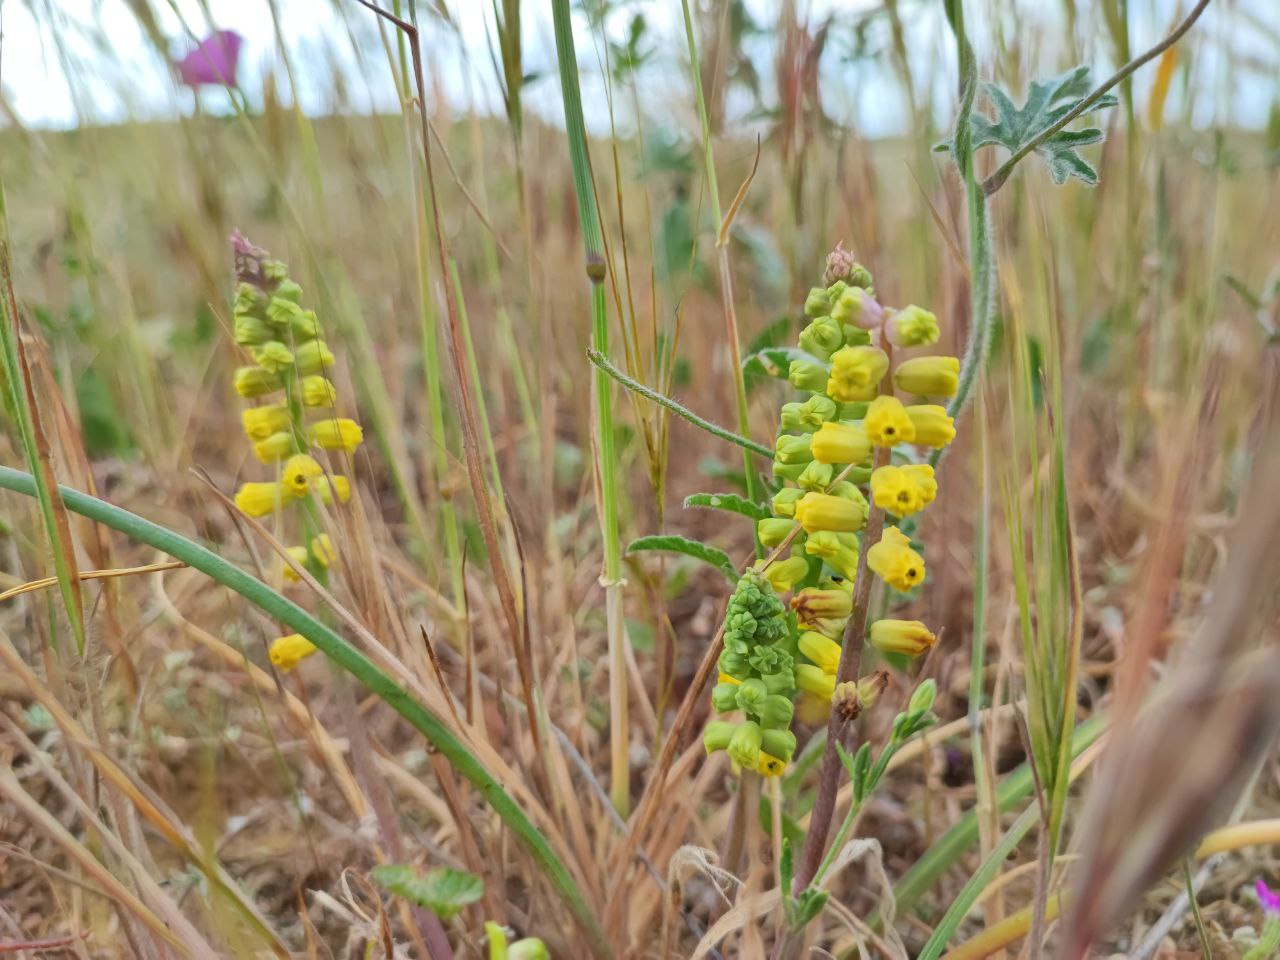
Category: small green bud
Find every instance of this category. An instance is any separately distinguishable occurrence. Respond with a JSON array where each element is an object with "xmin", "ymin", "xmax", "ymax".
[
  {"xmin": 771, "ymin": 487, "xmax": 805, "ymax": 518},
  {"xmin": 831, "ymin": 285, "xmax": 884, "ymax": 329},
  {"xmin": 711, "ymin": 683, "xmax": 741, "ymax": 713},
  {"xmin": 842, "ymin": 325, "xmax": 873, "ymax": 346},
  {"xmin": 718, "ymin": 645, "xmax": 751, "ymax": 678},
  {"xmin": 774, "ymin": 434, "xmax": 814, "ymax": 465},
  {"xmin": 266, "ymin": 295, "xmax": 304, "ymax": 326},
  {"xmin": 262, "ymin": 259, "xmax": 289, "ymax": 283},
  {"xmin": 781, "ymin": 395, "xmax": 837, "ymax": 434},
  {"xmin": 756, "ymin": 694, "xmax": 795, "ymax": 728},
  {"xmin": 234, "ymin": 313, "xmax": 274, "ymax": 346},
  {"xmin": 760, "ymin": 670, "xmax": 796, "ymax": 696},
  {"xmin": 796, "ymin": 460, "xmax": 835, "ymax": 491},
  {"xmin": 727, "ymin": 721, "xmax": 763, "ymax": 769},
  {"xmin": 788, "ymin": 359, "xmax": 829, "ymax": 393},
  {"xmin": 703, "ymin": 721, "xmax": 737, "ymax": 753},
  {"xmin": 295, "ymin": 340, "xmax": 335, "ymax": 375},
  {"xmin": 233, "ymin": 365, "xmax": 282, "ymax": 398},
  {"xmin": 798, "ymin": 316, "xmax": 844, "ymax": 361},
  {"xmin": 734, "ymin": 678, "xmax": 768, "ymax": 712},
  {"xmin": 289, "ymin": 309, "xmax": 321, "ymax": 340},
  {"xmin": 804, "ymin": 286, "xmax": 832, "ymax": 318},
  {"xmin": 234, "ymin": 282, "xmax": 266, "ymax": 315},
  {"xmin": 908, "ymin": 678, "xmax": 937, "ymax": 715},
  {"xmin": 273, "ymin": 278, "xmax": 303, "ymax": 303},
  {"xmin": 251, "ymin": 341, "xmax": 295, "ymax": 373},
  {"xmin": 885, "ymin": 304, "xmax": 940, "ymax": 347},
  {"xmin": 761, "ymin": 728, "xmax": 797, "ymax": 762}
]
